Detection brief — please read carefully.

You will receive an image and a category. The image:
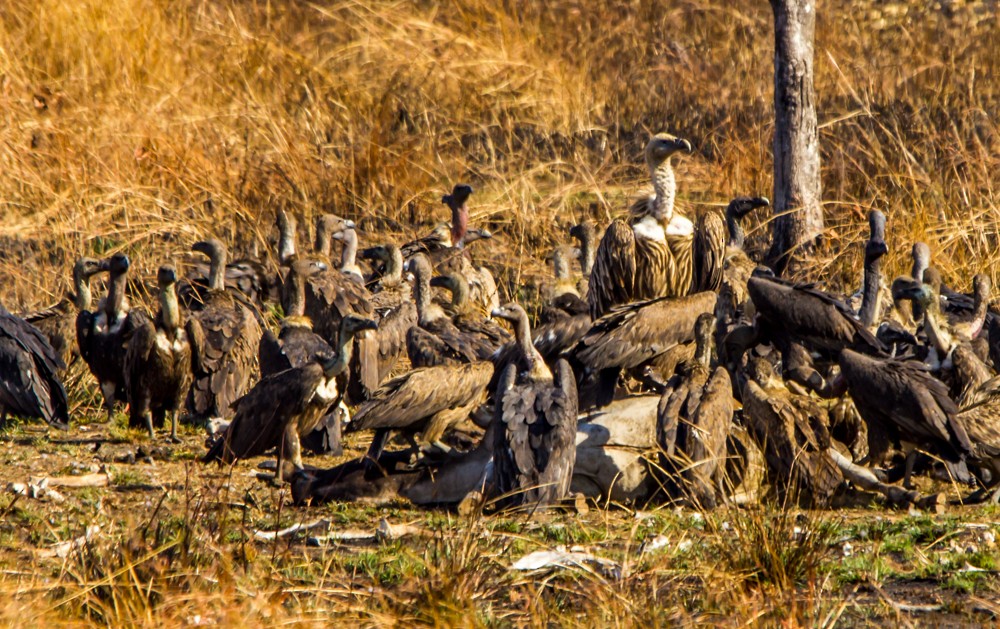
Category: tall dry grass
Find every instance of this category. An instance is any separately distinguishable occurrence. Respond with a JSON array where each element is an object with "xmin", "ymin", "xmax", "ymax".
[{"xmin": 2, "ymin": 0, "xmax": 998, "ymax": 311}]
